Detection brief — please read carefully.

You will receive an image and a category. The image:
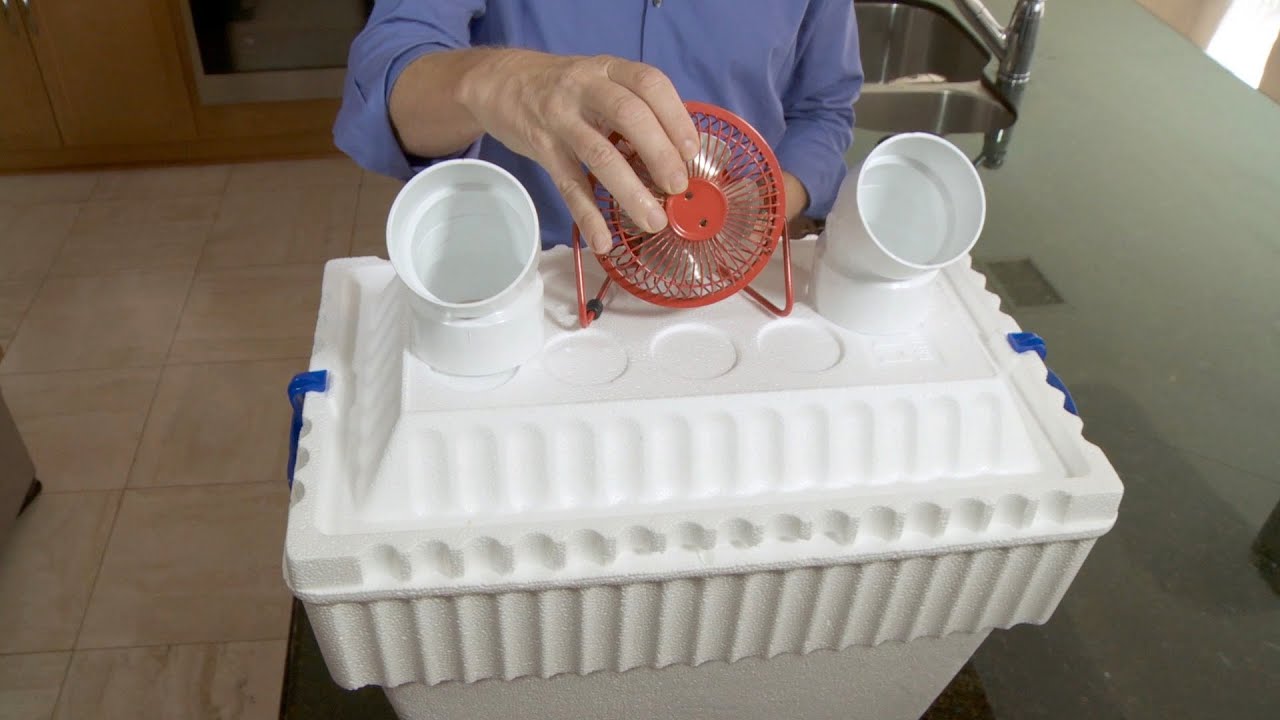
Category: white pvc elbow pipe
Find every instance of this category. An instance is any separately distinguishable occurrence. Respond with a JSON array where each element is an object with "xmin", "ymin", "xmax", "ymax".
[
  {"xmin": 386, "ymin": 159, "xmax": 544, "ymax": 377},
  {"xmin": 811, "ymin": 133, "xmax": 986, "ymax": 335}
]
